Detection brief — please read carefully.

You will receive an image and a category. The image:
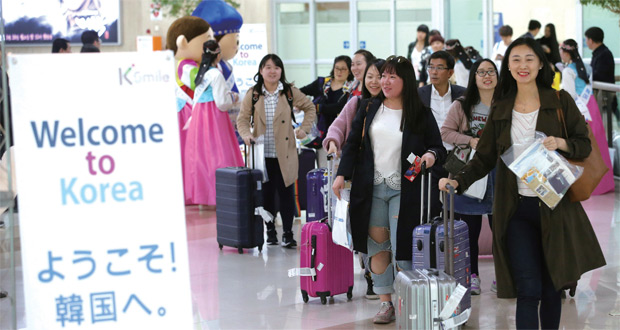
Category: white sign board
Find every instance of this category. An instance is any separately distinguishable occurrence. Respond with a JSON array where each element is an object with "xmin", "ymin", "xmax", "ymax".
[
  {"xmin": 231, "ymin": 23, "xmax": 269, "ymax": 98},
  {"xmin": 9, "ymin": 52, "xmax": 193, "ymax": 329}
]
